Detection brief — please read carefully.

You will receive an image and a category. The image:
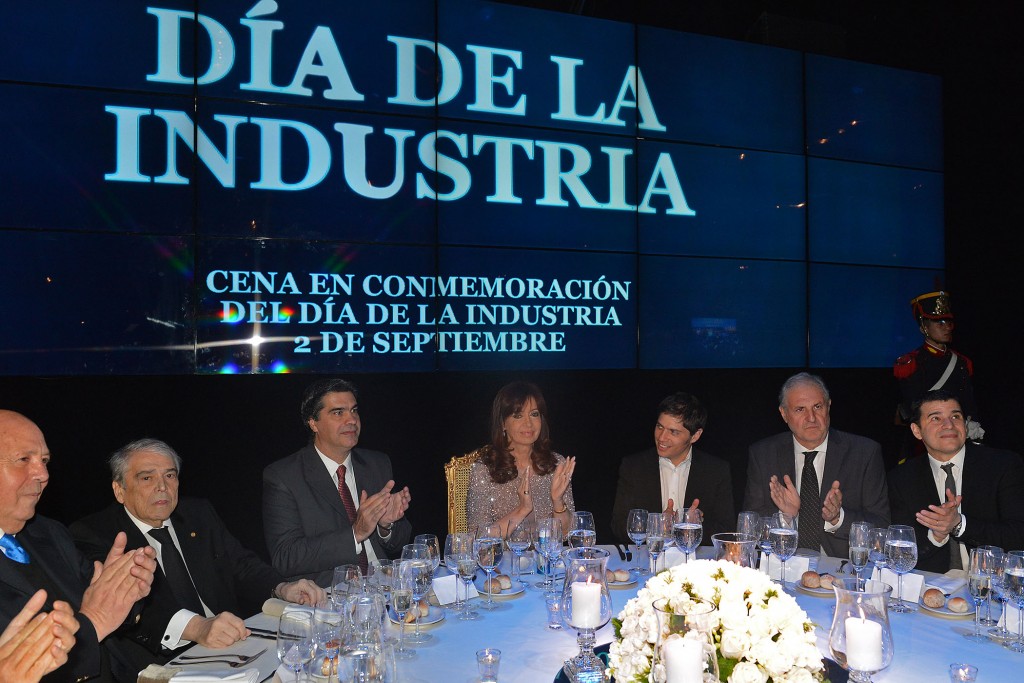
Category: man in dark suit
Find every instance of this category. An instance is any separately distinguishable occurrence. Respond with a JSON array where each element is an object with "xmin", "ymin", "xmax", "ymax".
[
  {"xmin": 0, "ymin": 410, "xmax": 156, "ymax": 683},
  {"xmin": 611, "ymin": 392, "xmax": 734, "ymax": 545},
  {"xmin": 888, "ymin": 390, "xmax": 1024, "ymax": 573},
  {"xmin": 70, "ymin": 439, "xmax": 323, "ymax": 674},
  {"xmin": 743, "ymin": 373, "xmax": 890, "ymax": 558},
  {"xmin": 263, "ymin": 379, "xmax": 412, "ymax": 585}
]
